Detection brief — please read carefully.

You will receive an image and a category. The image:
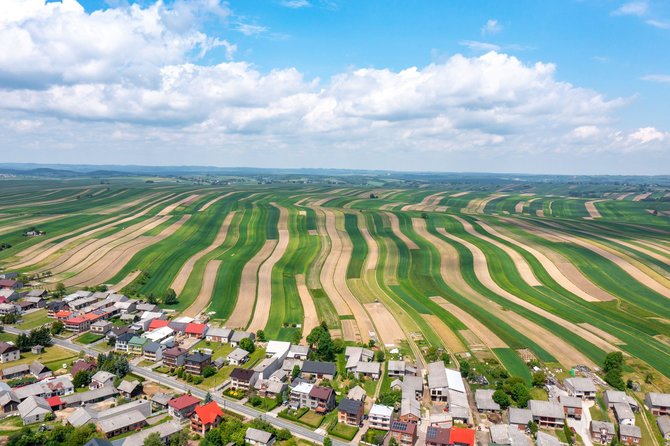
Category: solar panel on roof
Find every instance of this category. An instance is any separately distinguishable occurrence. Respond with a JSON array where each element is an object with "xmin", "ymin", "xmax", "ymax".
[
  {"xmin": 391, "ymin": 421, "xmax": 407, "ymax": 430},
  {"xmin": 427, "ymin": 426, "xmax": 438, "ymax": 439}
]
